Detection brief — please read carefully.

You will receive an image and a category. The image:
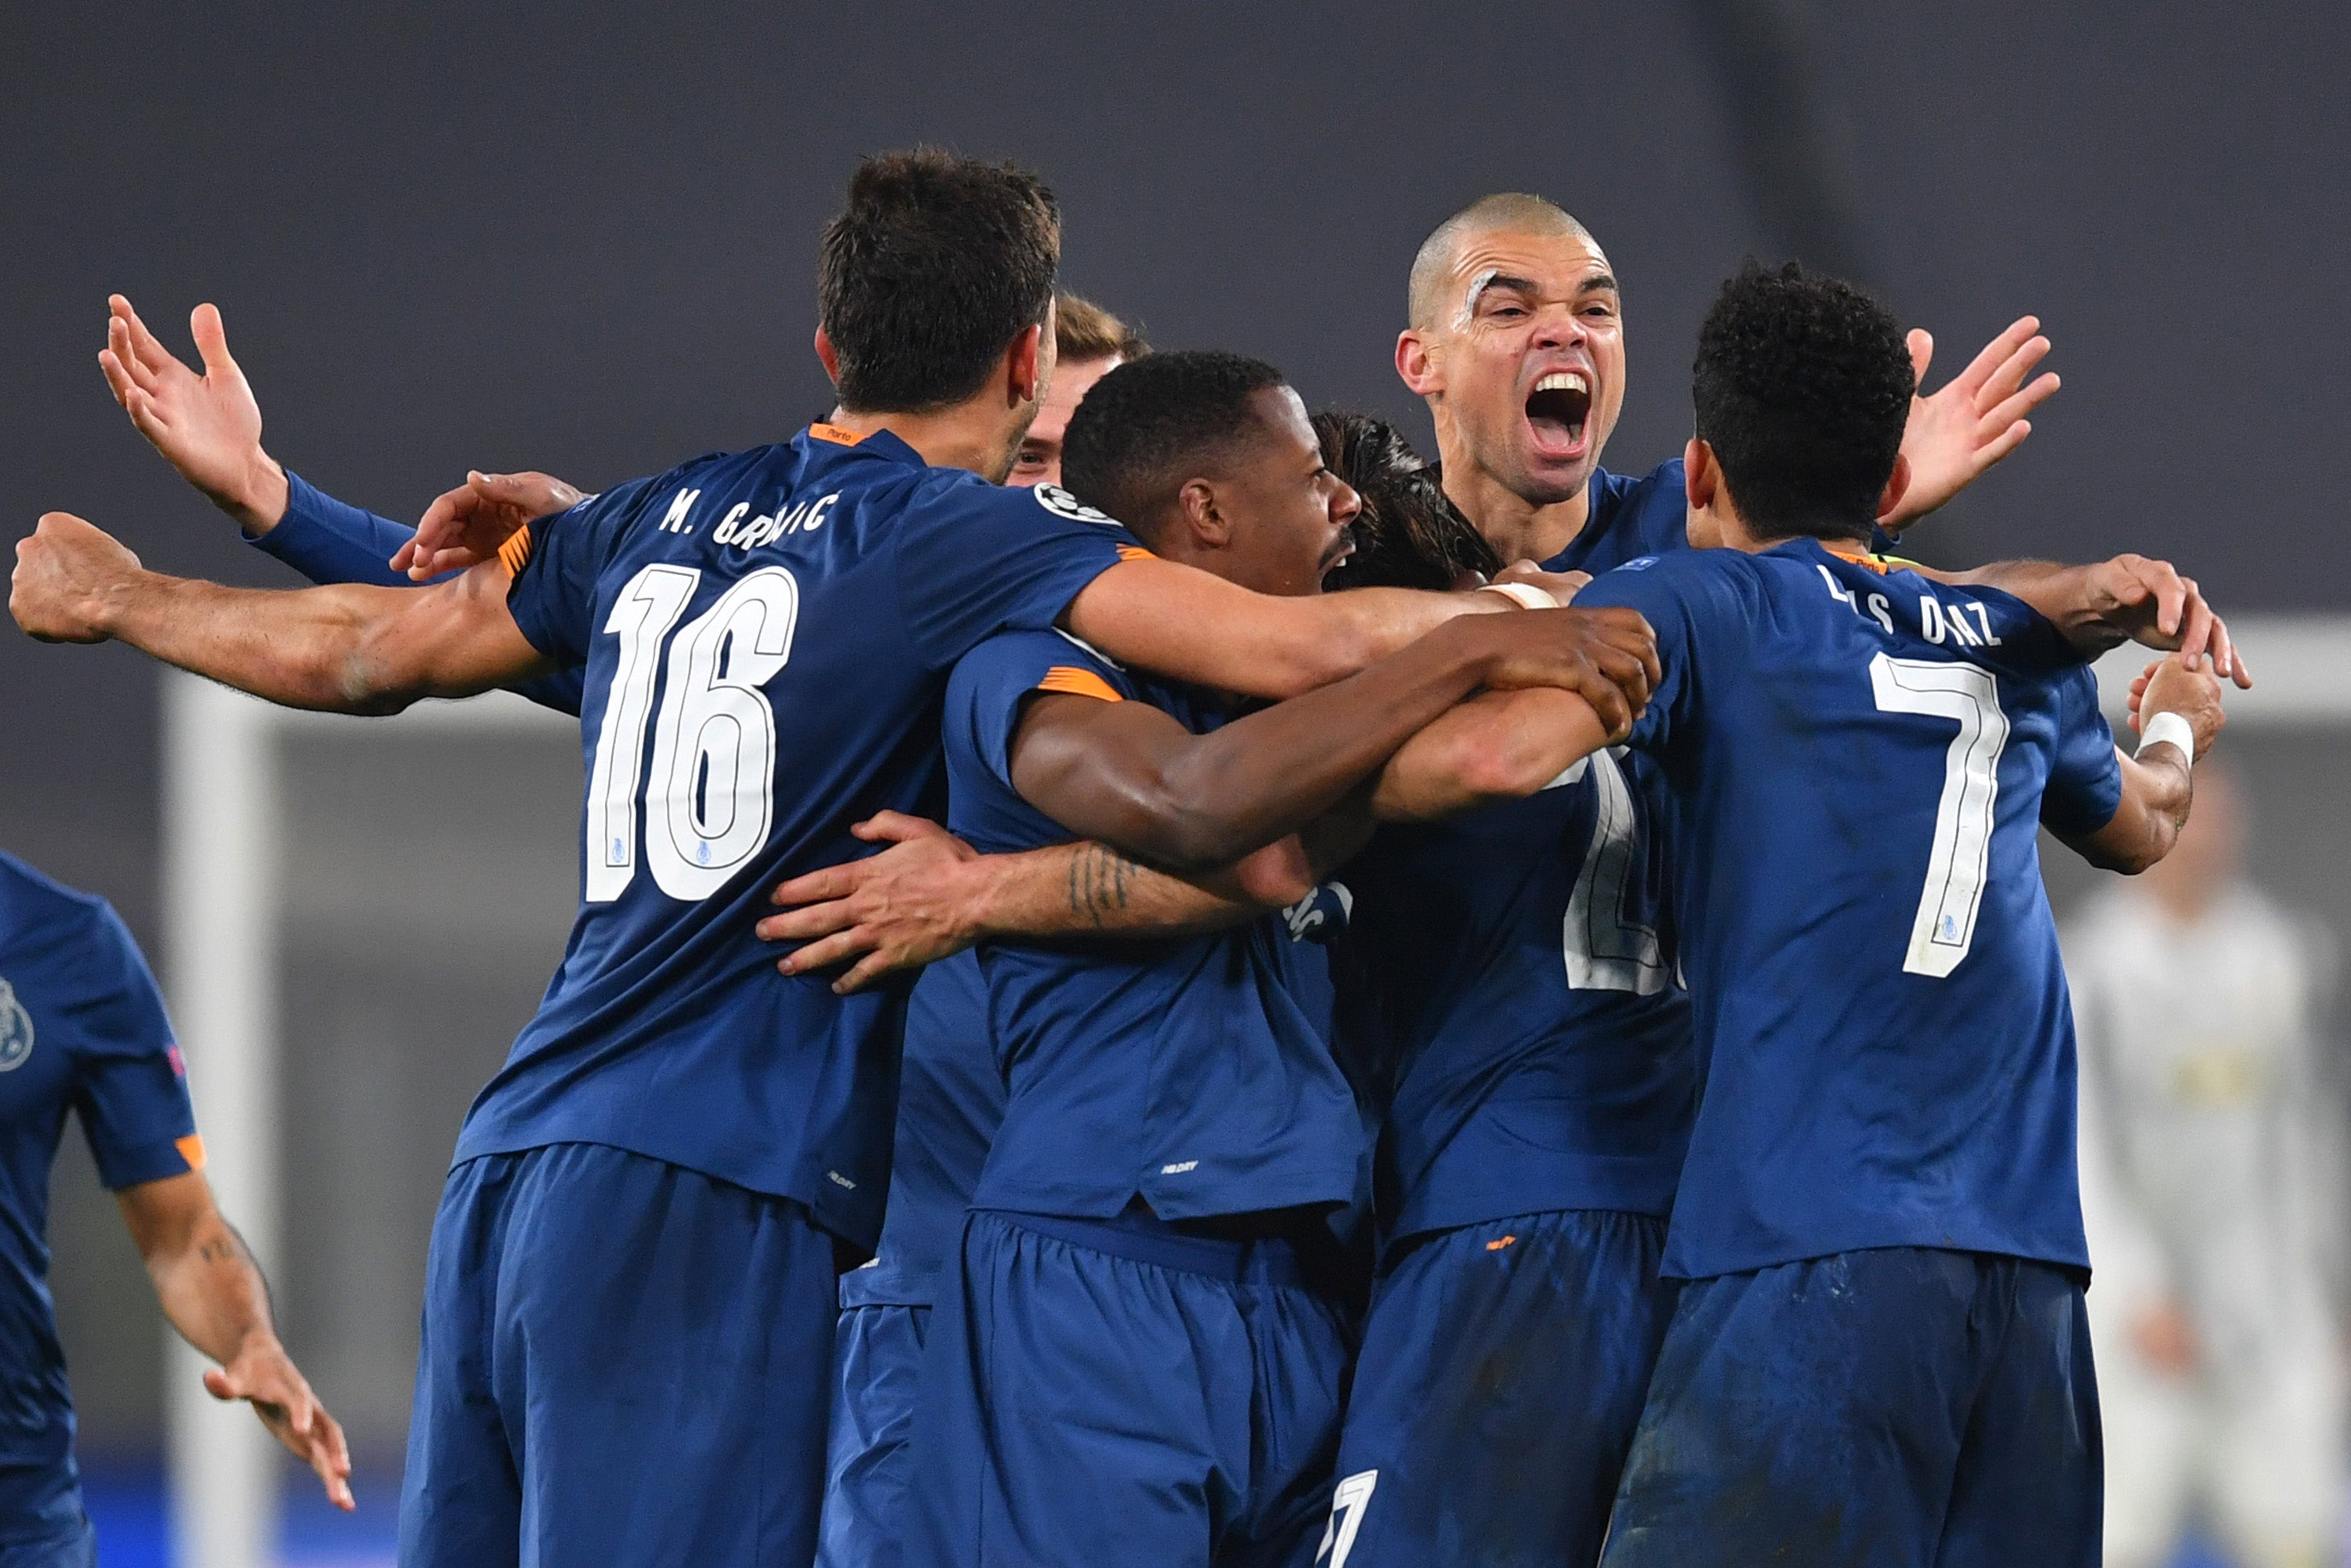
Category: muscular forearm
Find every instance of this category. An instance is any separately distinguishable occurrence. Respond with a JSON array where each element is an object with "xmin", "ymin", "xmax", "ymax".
[
  {"xmin": 1372, "ymin": 686, "xmax": 1607, "ymax": 820},
  {"xmin": 1061, "ymin": 620, "xmax": 1499, "ymax": 869},
  {"xmin": 2063, "ymin": 747, "xmax": 2192, "ymax": 874},
  {"xmin": 145, "ymin": 1213, "xmax": 280, "ymax": 1367},
  {"xmin": 971, "ymin": 840, "xmax": 1294, "ymax": 939},
  {"xmin": 1067, "ymin": 555, "xmax": 1508, "ymax": 700}
]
